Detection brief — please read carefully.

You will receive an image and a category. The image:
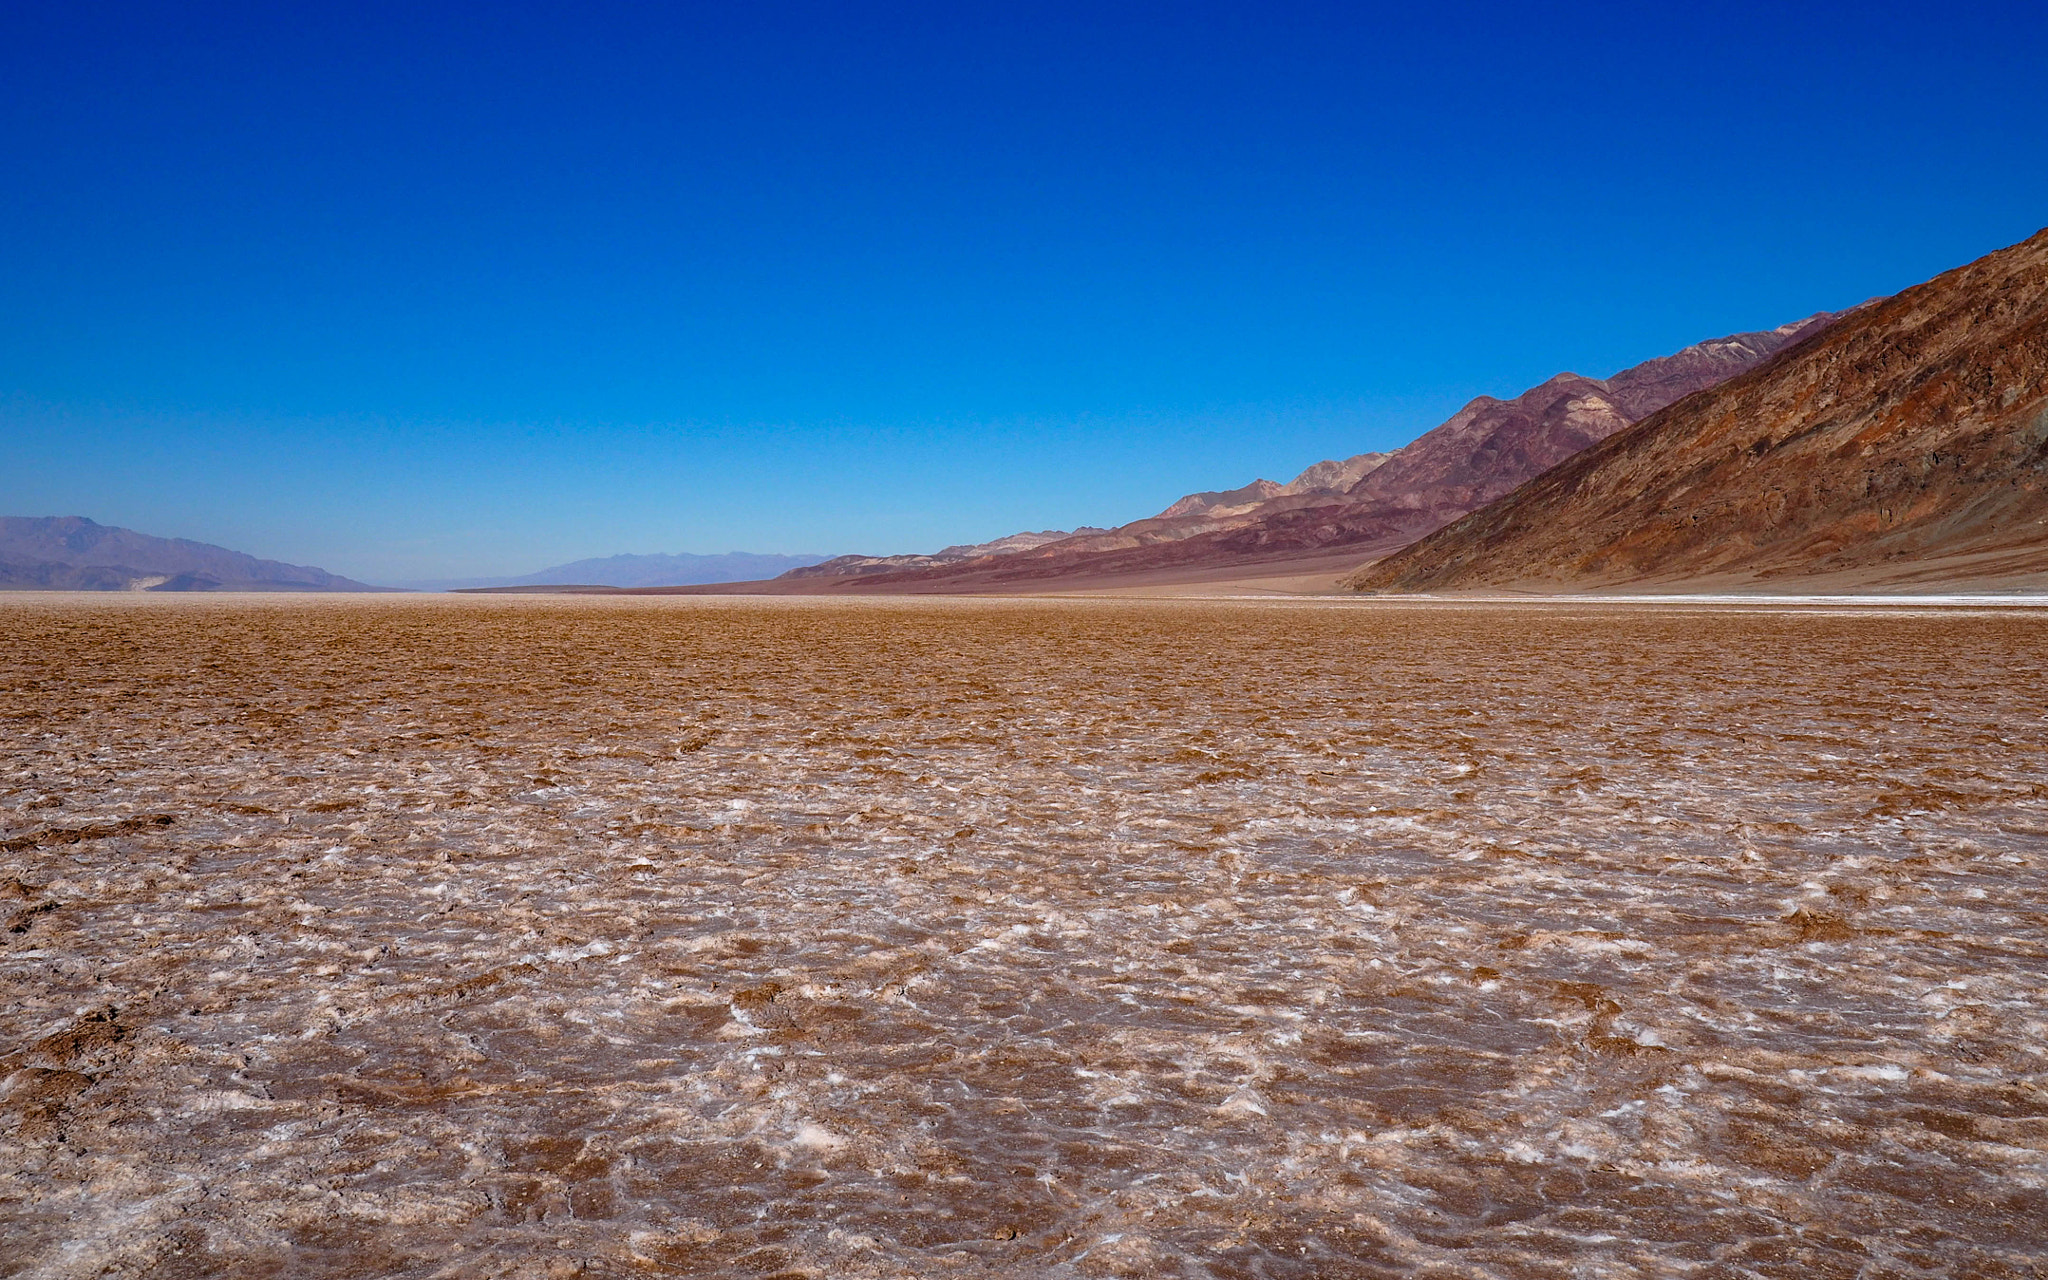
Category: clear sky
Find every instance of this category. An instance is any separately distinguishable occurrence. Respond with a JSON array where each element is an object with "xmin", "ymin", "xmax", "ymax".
[{"xmin": 5, "ymin": 1, "xmax": 2046, "ymax": 582}]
